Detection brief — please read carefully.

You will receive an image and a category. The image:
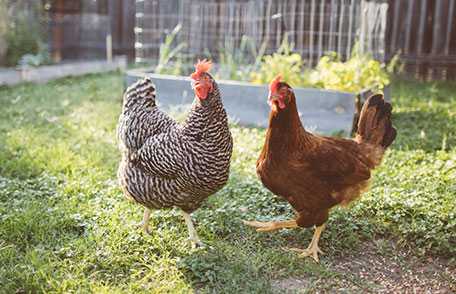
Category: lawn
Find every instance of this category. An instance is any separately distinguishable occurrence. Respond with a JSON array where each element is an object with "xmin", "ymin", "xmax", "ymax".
[{"xmin": 0, "ymin": 72, "xmax": 455, "ymax": 293}]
